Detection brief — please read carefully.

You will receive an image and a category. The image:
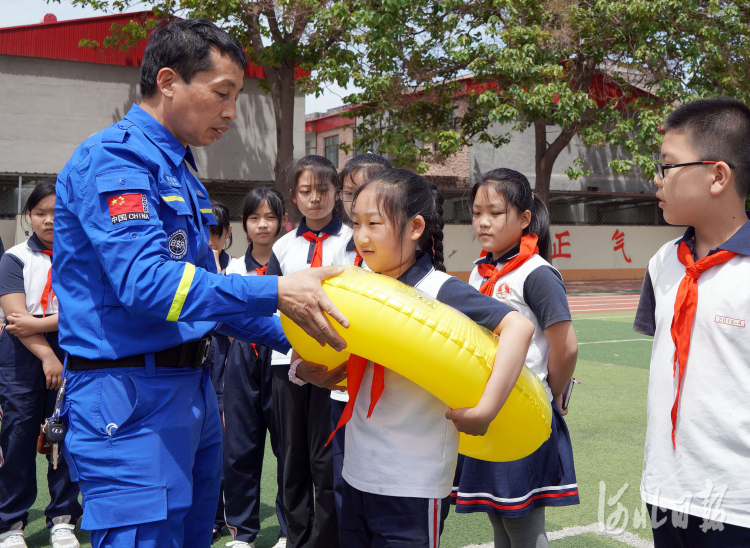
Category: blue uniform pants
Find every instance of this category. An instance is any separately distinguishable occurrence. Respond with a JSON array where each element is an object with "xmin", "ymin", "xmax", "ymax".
[
  {"xmin": 0, "ymin": 330, "xmax": 82, "ymax": 533},
  {"xmin": 223, "ymin": 341, "xmax": 286, "ymax": 543},
  {"xmin": 330, "ymin": 399, "xmax": 346, "ymax": 522},
  {"xmin": 62, "ymin": 365, "xmax": 222, "ymax": 548},
  {"xmin": 339, "ymin": 480, "xmax": 450, "ymax": 548},
  {"xmin": 207, "ymin": 334, "xmax": 231, "ymax": 533}
]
